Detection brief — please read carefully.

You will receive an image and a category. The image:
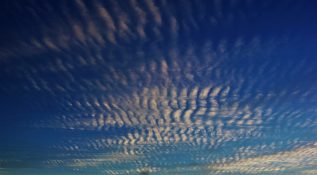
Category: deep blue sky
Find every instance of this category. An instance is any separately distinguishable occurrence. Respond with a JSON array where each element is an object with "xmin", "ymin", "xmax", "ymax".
[{"xmin": 0, "ymin": 0, "xmax": 317, "ymax": 174}]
